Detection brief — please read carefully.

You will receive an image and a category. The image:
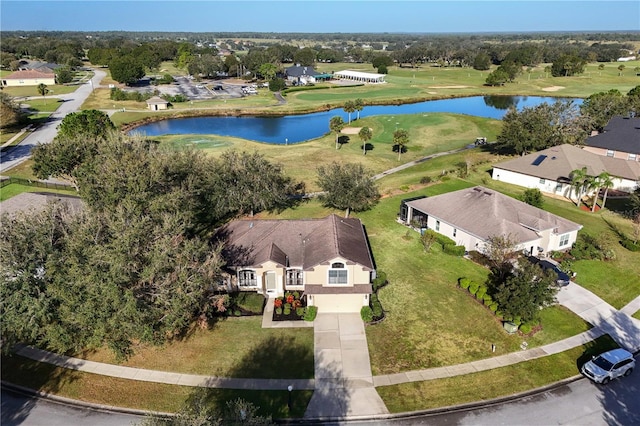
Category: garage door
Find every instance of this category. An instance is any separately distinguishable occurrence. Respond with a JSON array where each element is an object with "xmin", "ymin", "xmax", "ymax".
[{"xmin": 312, "ymin": 294, "xmax": 364, "ymax": 313}]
